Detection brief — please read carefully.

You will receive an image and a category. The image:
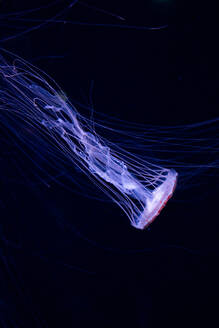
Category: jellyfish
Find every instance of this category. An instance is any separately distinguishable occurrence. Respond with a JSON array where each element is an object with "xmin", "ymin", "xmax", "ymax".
[{"xmin": 0, "ymin": 49, "xmax": 178, "ymax": 229}]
